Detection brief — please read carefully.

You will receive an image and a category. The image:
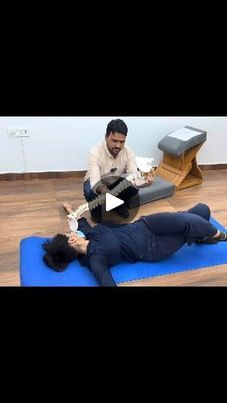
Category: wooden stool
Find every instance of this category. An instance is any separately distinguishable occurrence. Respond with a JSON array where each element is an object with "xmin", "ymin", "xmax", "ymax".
[{"xmin": 155, "ymin": 126, "xmax": 207, "ymax": 191}]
